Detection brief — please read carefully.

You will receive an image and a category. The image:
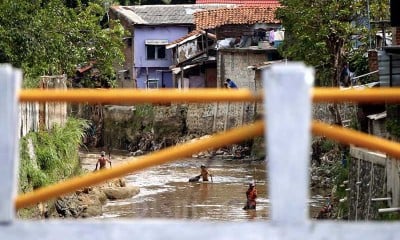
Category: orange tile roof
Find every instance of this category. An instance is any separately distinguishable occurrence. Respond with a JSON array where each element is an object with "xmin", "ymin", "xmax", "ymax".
[
  {"xmin": 196, "ymin": 0, "xmax": 279, "ymax": 5},
  {"xmin": 195, "ymin": 6, "xmax": 280, "ymax": 30}
]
